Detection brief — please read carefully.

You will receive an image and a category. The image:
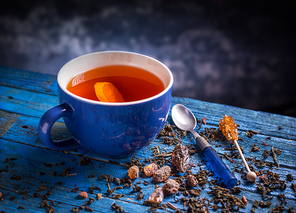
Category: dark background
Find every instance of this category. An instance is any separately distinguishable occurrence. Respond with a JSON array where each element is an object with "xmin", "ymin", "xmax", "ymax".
[{"xmin": 1, "ymin": 0, "xmax": 295, "ymax": 117}]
